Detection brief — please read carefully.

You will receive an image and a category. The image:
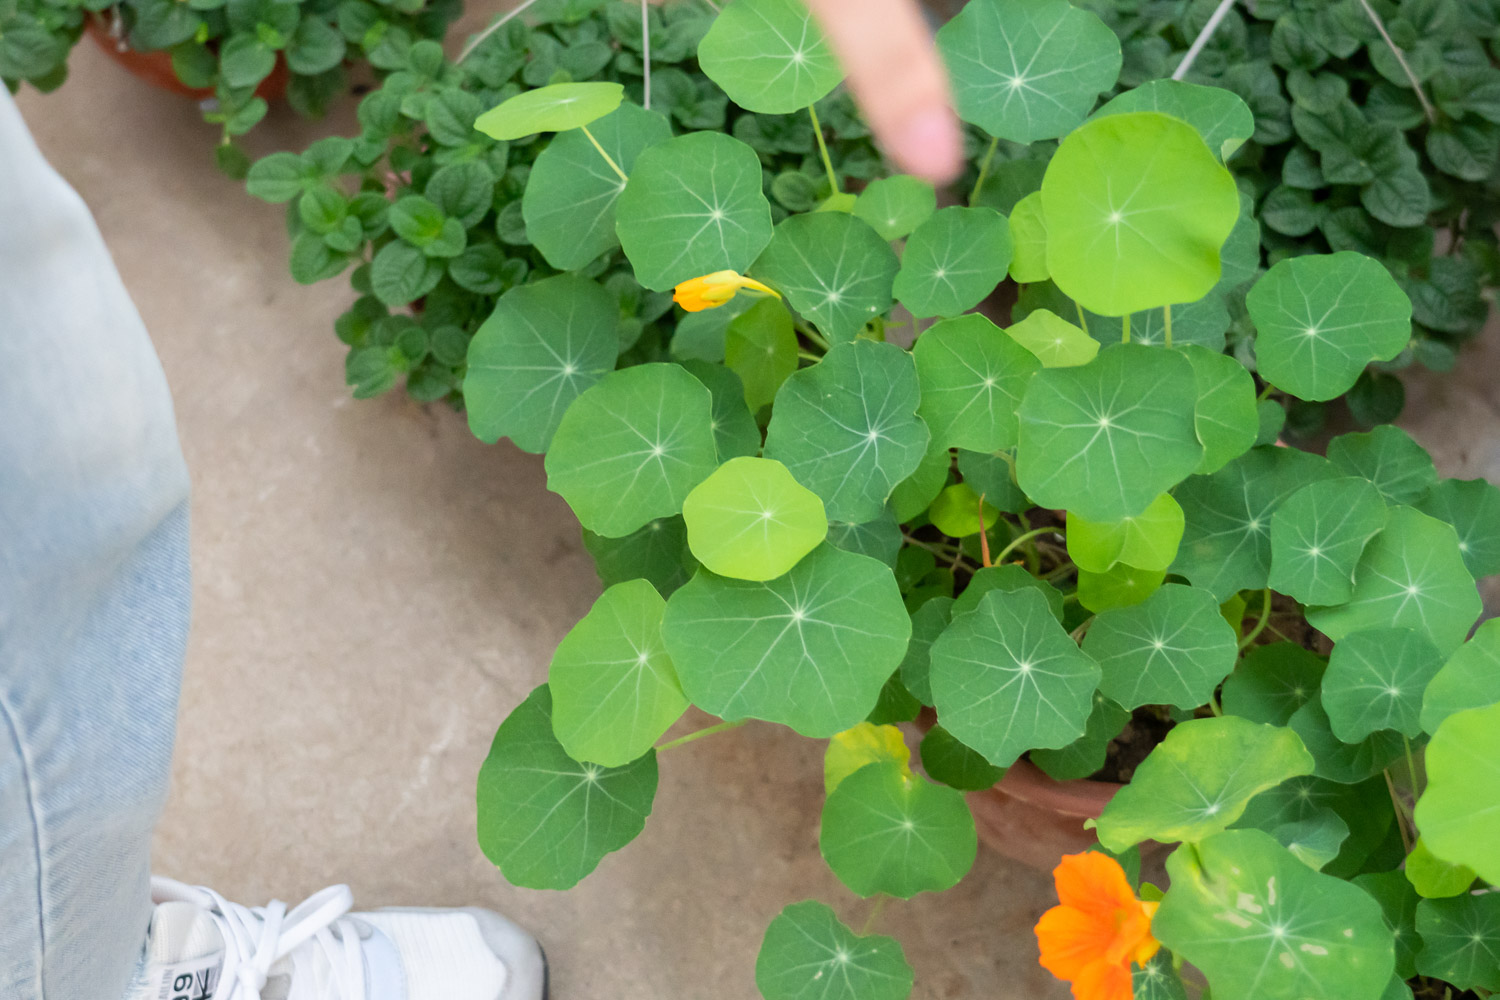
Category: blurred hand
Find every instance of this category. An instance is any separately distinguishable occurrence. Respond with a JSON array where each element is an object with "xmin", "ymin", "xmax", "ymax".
[{"xmin": 803, "ymin": 0, "xmax": 964, "ymax": 184}]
